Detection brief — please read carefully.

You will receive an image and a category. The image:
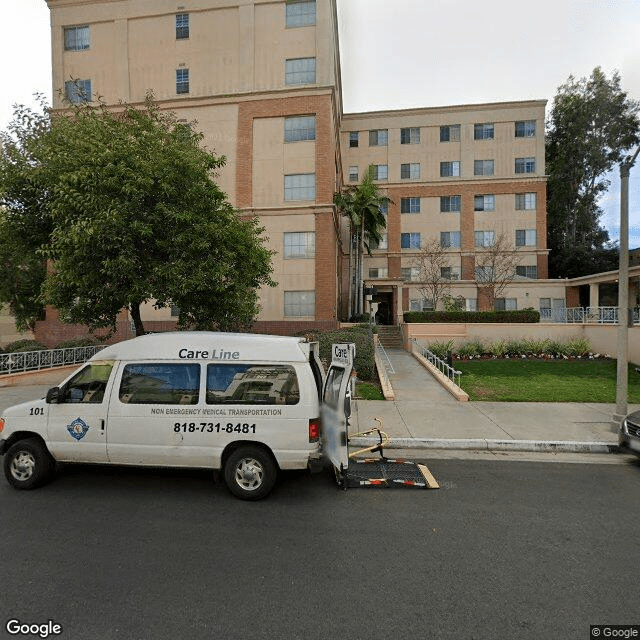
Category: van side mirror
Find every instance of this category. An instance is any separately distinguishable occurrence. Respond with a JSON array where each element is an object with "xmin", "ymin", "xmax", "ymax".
[{"xmin": 46, "ymin": 387, "xmax": 59, "ymax": 404}]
